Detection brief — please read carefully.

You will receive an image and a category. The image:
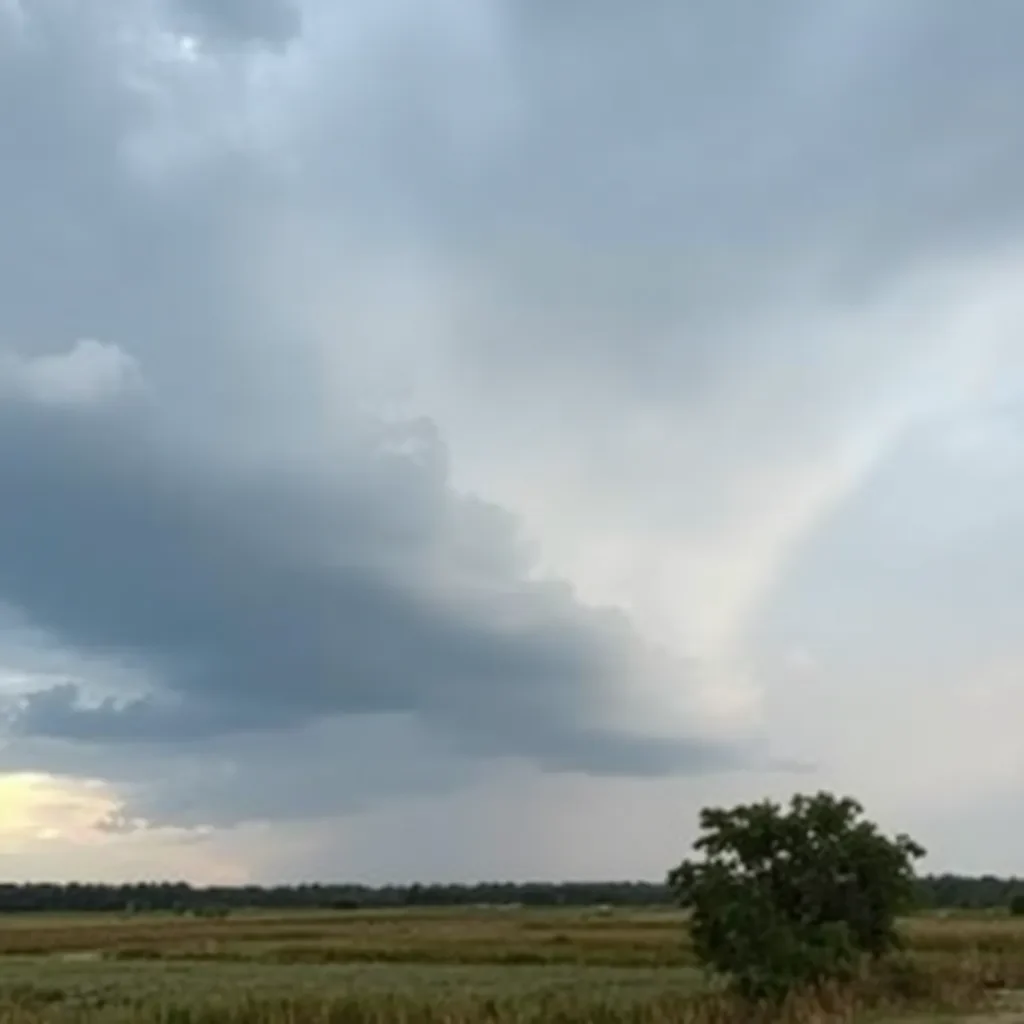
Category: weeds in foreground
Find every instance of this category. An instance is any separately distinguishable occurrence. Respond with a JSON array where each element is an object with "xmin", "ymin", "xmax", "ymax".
[{"xmin": 0, "ymin": 953, "xmax": 999, "ymax": 1022}]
